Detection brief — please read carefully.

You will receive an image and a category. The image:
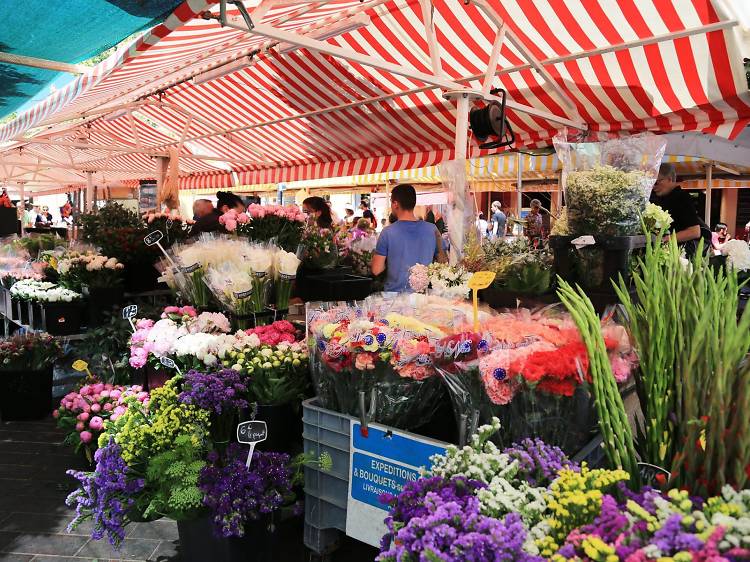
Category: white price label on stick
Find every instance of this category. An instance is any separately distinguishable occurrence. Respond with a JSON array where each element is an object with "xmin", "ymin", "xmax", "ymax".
[
  {"xmin": 237, "ymin": 420, "xmax": 268, "ymax": 467},
  {"xmin": 159, "ymin": 355, "xmax": 182, "ymax": 376},
  {"xmin": 144, "ymin": 230, "xmax": 180, "ymax": 271},
  {"xmin": 122, "ymin": 305, "xmax": 138, "ymax": 331}
]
